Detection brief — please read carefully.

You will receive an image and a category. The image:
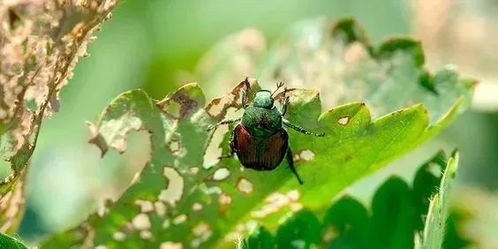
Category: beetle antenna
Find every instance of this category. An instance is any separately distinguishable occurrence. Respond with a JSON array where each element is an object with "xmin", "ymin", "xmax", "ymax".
[{"xmin": 271, "ymin": 81, "xmax": 285, "ymax": 97}]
